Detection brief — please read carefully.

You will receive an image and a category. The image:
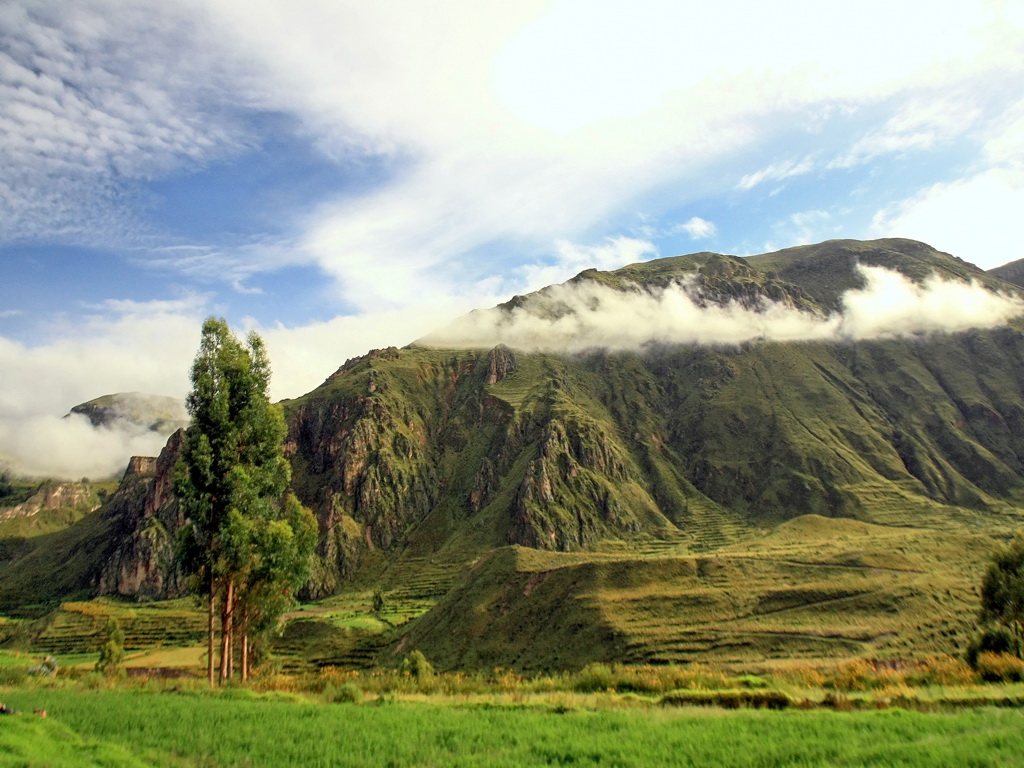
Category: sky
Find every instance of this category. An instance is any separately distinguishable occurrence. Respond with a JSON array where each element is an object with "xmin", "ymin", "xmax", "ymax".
[{"xmin": 2, "ymin": 0, "xmax": 1024, "ymax": 478}]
